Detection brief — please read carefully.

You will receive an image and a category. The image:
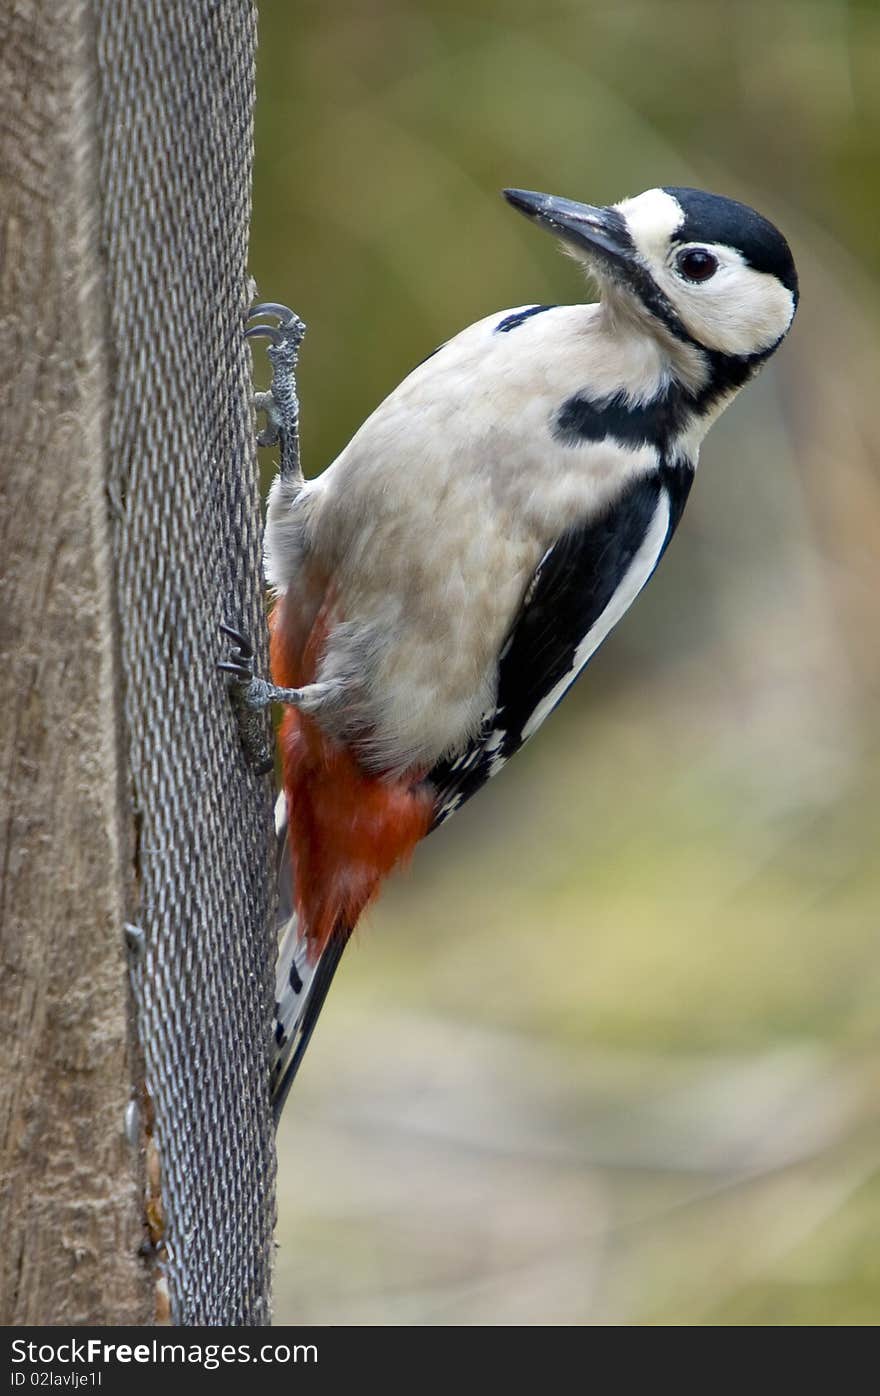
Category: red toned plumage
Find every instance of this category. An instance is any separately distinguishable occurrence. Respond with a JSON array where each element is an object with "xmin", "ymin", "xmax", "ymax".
[{"xmin": 270, "ymin": 592, "xmax": 433, "ymax": 959}]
